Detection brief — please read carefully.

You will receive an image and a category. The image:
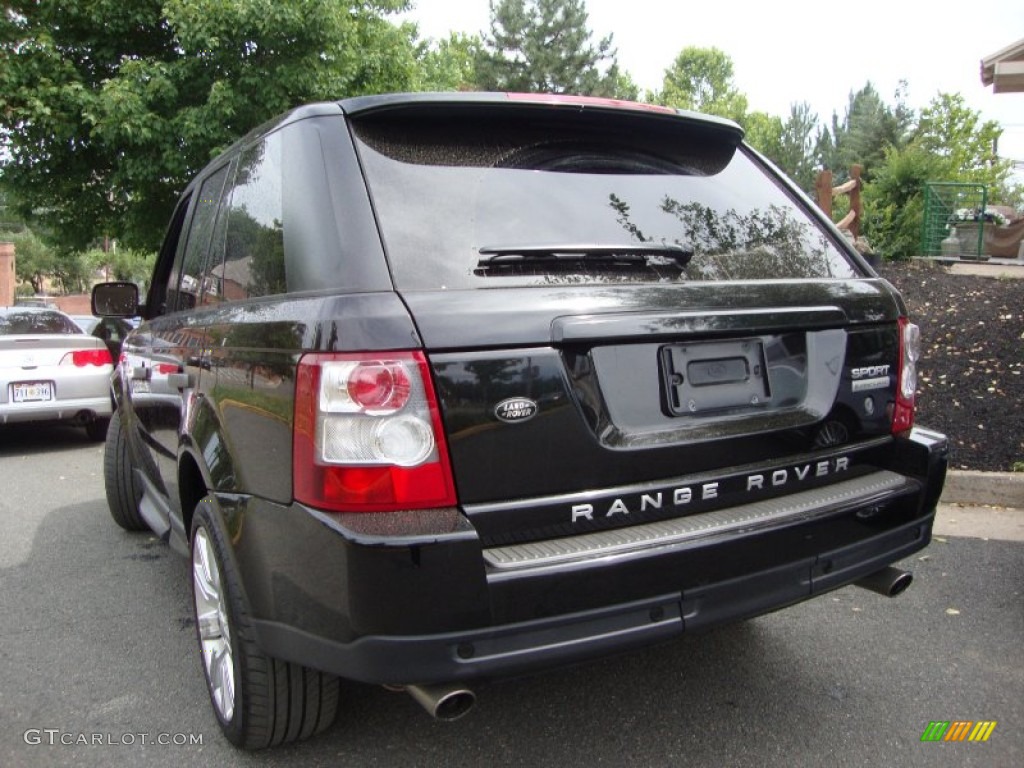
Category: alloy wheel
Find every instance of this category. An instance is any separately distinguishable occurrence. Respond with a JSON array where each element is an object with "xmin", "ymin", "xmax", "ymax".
[{"xmin": 192, "ymin": 527, "xmax": 236, "ymax": 722}]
